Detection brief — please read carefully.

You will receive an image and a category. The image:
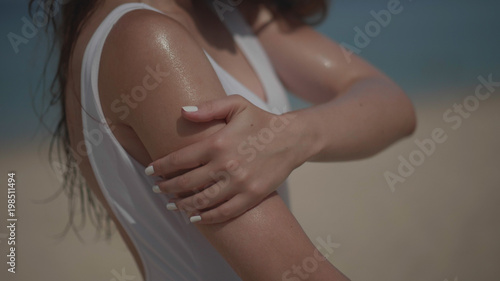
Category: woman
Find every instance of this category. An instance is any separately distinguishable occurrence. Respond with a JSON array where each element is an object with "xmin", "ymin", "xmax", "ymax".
[{"xmin": 34, "ymin": 0, "xmax": 415, "ymax": 280}]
